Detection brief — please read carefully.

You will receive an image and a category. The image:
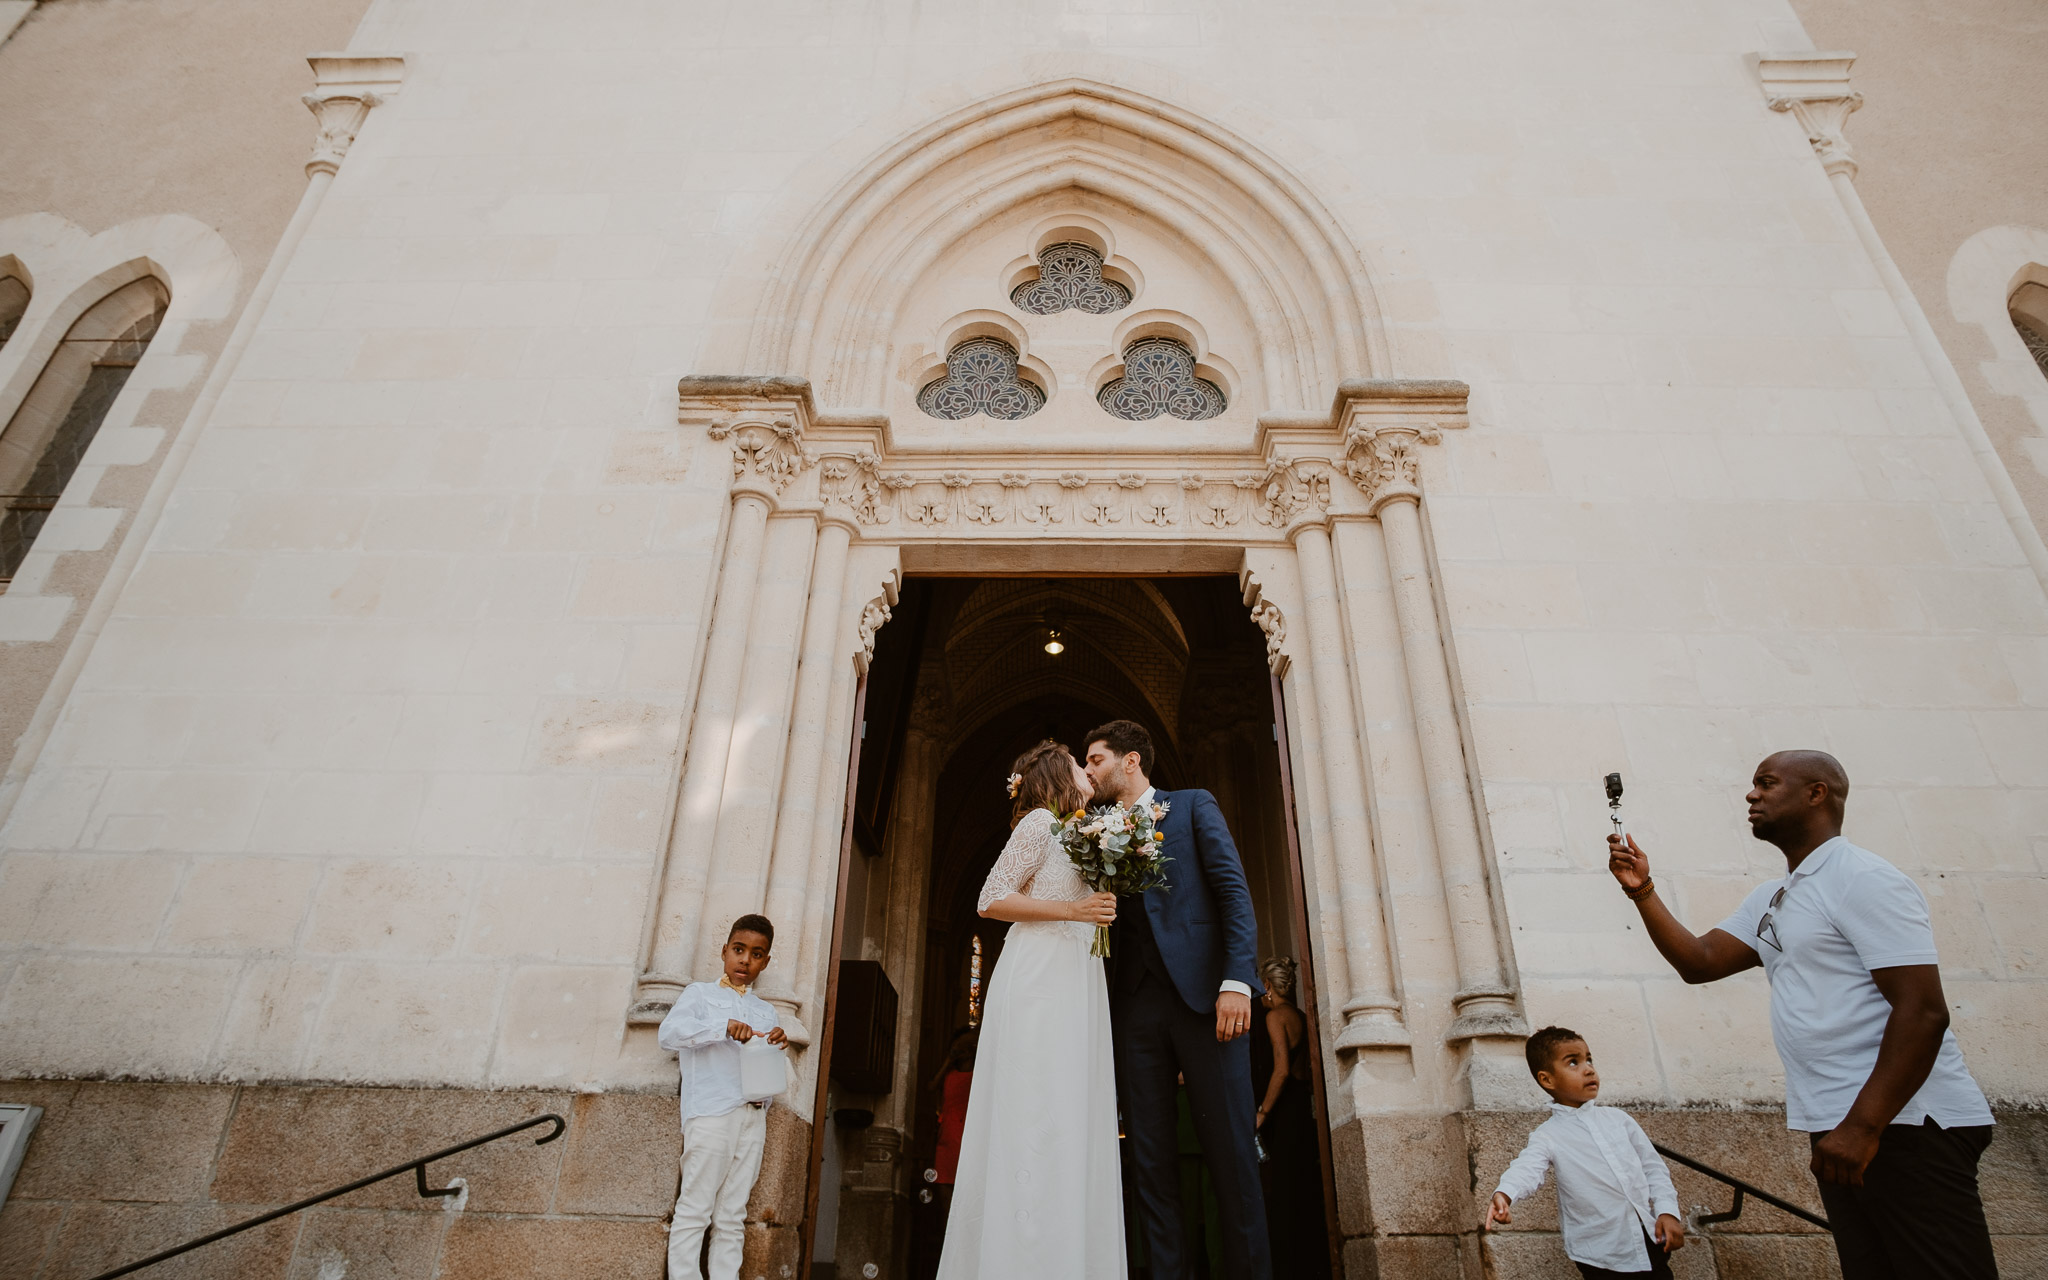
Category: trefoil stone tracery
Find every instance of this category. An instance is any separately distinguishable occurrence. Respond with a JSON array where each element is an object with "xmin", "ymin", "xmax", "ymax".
[
  {"xmin": 1098, "ymin": 336, "xmax": 1227, "ymax": 422},
  {"xmin": 916, "ymin": 337, "xmax": 1045, "ymax": 421},
  {"xmin": 1010, "ymin": 242, "xmax": 1132, "ymax": 315}
]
